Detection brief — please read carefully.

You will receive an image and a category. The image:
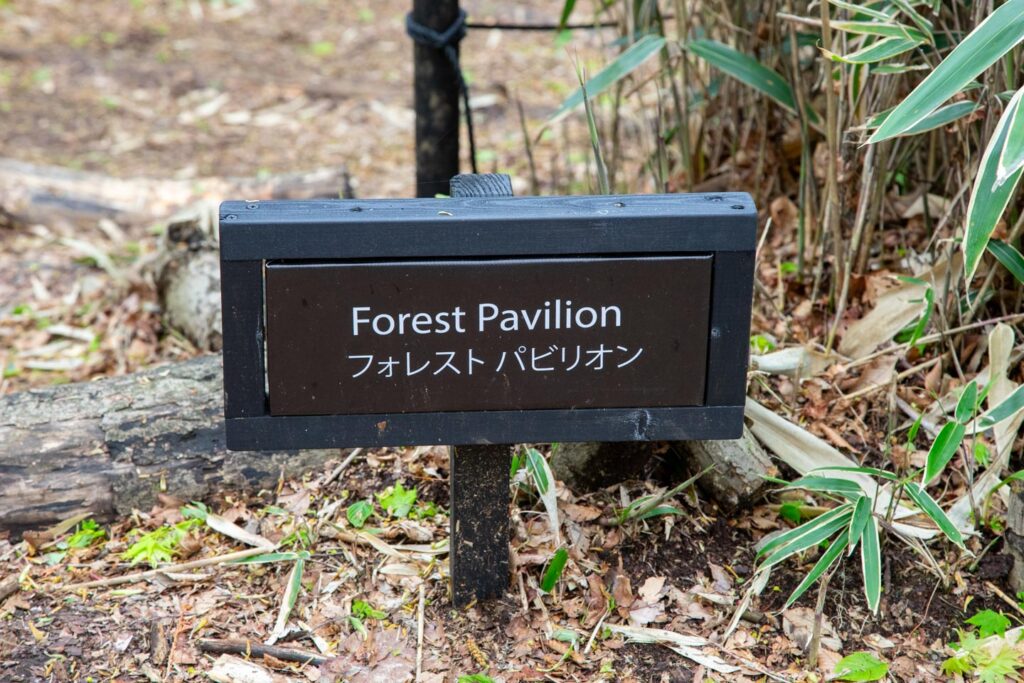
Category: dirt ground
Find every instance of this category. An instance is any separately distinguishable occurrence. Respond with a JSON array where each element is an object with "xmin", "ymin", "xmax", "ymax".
[{"xmin": 1, "ymin": 1, "xmax": 1022, "ymax": 682}]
